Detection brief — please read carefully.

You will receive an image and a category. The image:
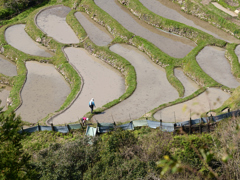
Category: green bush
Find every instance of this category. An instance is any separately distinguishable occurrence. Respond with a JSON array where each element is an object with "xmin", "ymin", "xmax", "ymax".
[{"xmin": 172, "ymin": 134, "xmax": 213, "ymax": 169}]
